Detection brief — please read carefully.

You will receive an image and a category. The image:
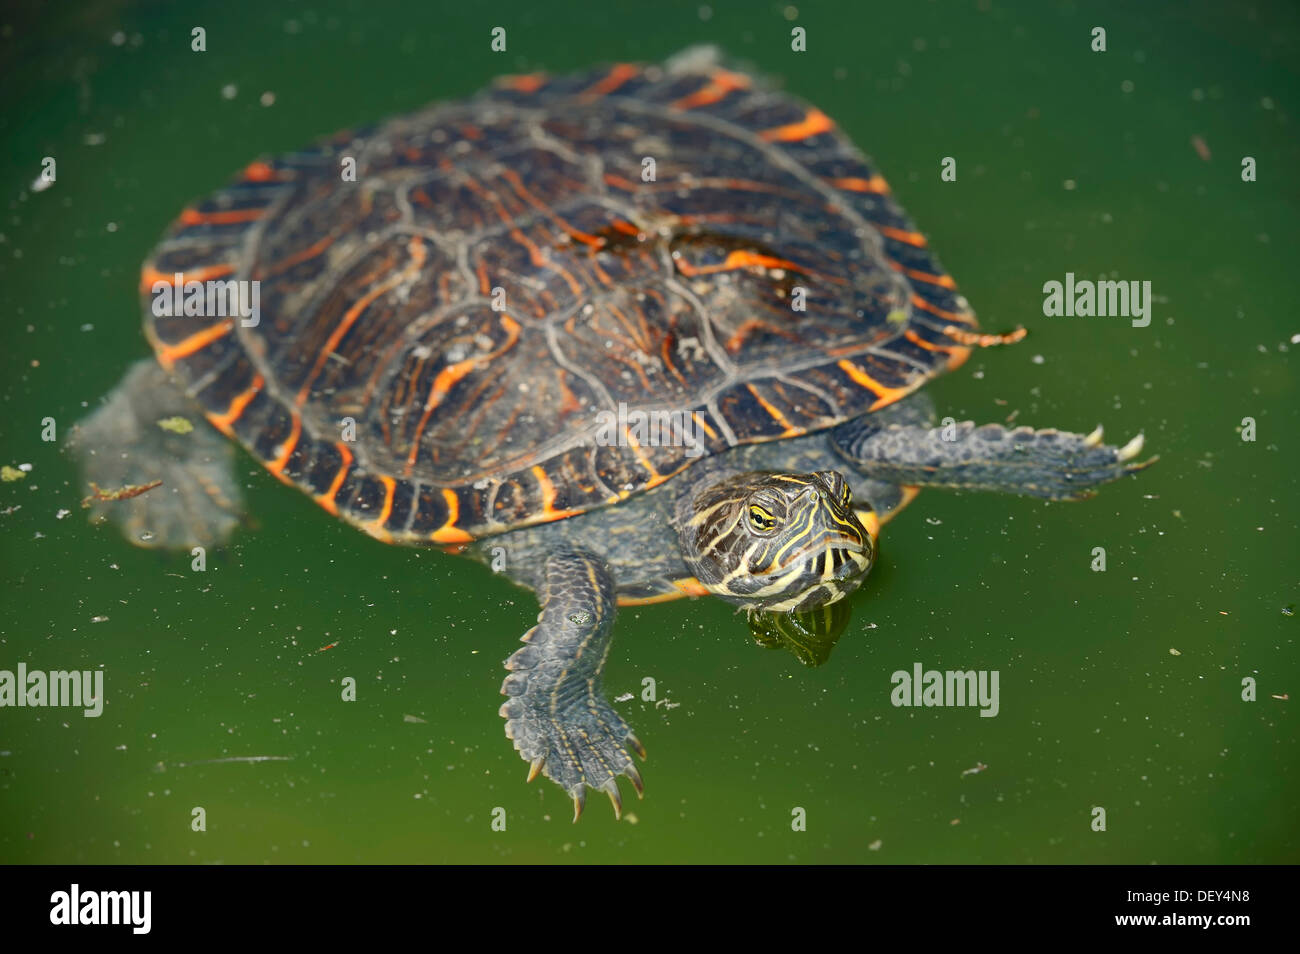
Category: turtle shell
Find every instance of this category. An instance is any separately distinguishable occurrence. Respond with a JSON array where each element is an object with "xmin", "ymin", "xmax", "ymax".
[{"xmin": 141, "ymin": 48, "xmax": 978, "ymax": 545}]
